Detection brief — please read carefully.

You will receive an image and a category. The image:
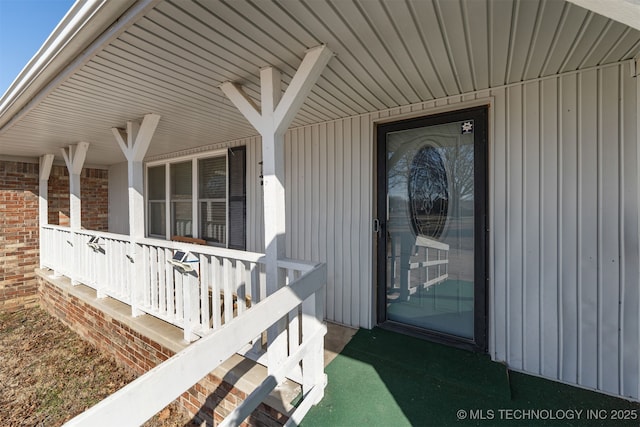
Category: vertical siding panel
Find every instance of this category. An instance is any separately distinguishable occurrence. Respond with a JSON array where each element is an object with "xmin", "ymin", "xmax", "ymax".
[
  {"xmin": 334, "ymin": 120, "xmax": 345, "ymax": 324},
  {"xmin": 297, "ymin": 128, "xmax": 306, "ymax": 259},
  {"xmin": 600, "ymin": 65, "xmax": 622, "ymax": 394},
  {"xmin": 540, "ymin": 77, "xmax": 560, "ymax": 379},
  {"xmin": 507, "ymin": 84, "xmax": 524, "ymax": 369},
  {"xmin": 311, "ymin": 125, "xmax": 320, "ymax": 262},
  {"xmin": 304, "ymin": 126, "xmax": 313, "ymax": 260},
  {"xmin": 326, "ymin": 121, "xmax": 336, "ymax": 322},
  {"xmin": 318, "ymin": 122, "xmax": 329, "ymax": 319},
  {"xmin": 285, "ymin": 132, "xmax": 292, "ymax": 258},
  {"xmin": 247, "ymin": 139, "xmax": 255, "ymax": 251},
  {"xmin": 360, "ymin": 114, "xmax": 373, "ymax": 328},
  {"xmin": 350, "ymin": 116, "xmax": 361, "ymax": 327},
  {"xmin": 523, "ymin": 81, "xmax": 541, "ymax": 374},
  {"xmin": 622, "ymin": 65, "xmax": 639, "ymax": 399},
  {"xmin": 342, "ymin": 118, "xmax": 353, "ymax": 325},
  {"xmin": 560, "ymin": 72, "xmax": 579, "ymax": 384},
  {"xmin": 578, "ymin": 69, "xmax": 599, "ymax": 389},
  {"xmin": 491, "ymin": 87, "xmax": 508, "ymax": 362},
  {"xmin": 298, "ymin": 127, "xmax": 305, "ymax": 259},
  {"xmin": 247, "ymin": 137, "xmax": 263, "ymax": 252},
  {"xmin": 257, "ymin": 139, "xmax": 264, "ymax": 252}
]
